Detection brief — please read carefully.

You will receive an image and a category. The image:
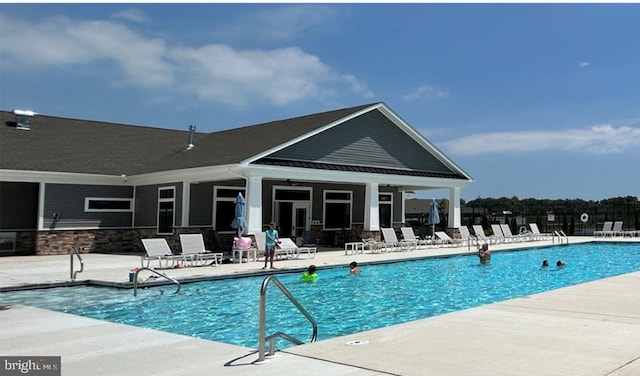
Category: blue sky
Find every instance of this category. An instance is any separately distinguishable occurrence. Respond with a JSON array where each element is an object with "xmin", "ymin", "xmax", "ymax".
[{"xmin": 1, "ymin": 3, "xmax": 639, "ymax": 202}]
